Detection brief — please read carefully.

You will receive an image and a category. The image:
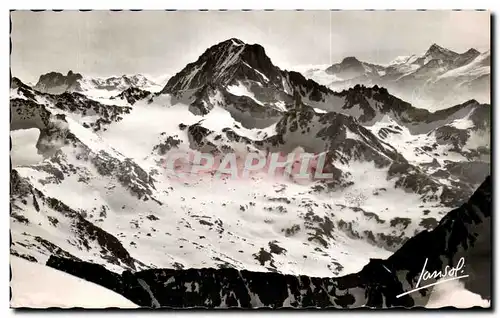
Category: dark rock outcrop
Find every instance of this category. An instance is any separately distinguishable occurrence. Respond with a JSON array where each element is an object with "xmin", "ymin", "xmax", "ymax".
[
  {"xmin": 34, "ymin": 71, "xmax": 157, "ymax": 95},
  {"xmin": 112, "ymin": 87, "xmax": 152, "ymax": 105},
  {"xmin": 45, "ymin": 176, "xmax": 491, "ymax": 308}
]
